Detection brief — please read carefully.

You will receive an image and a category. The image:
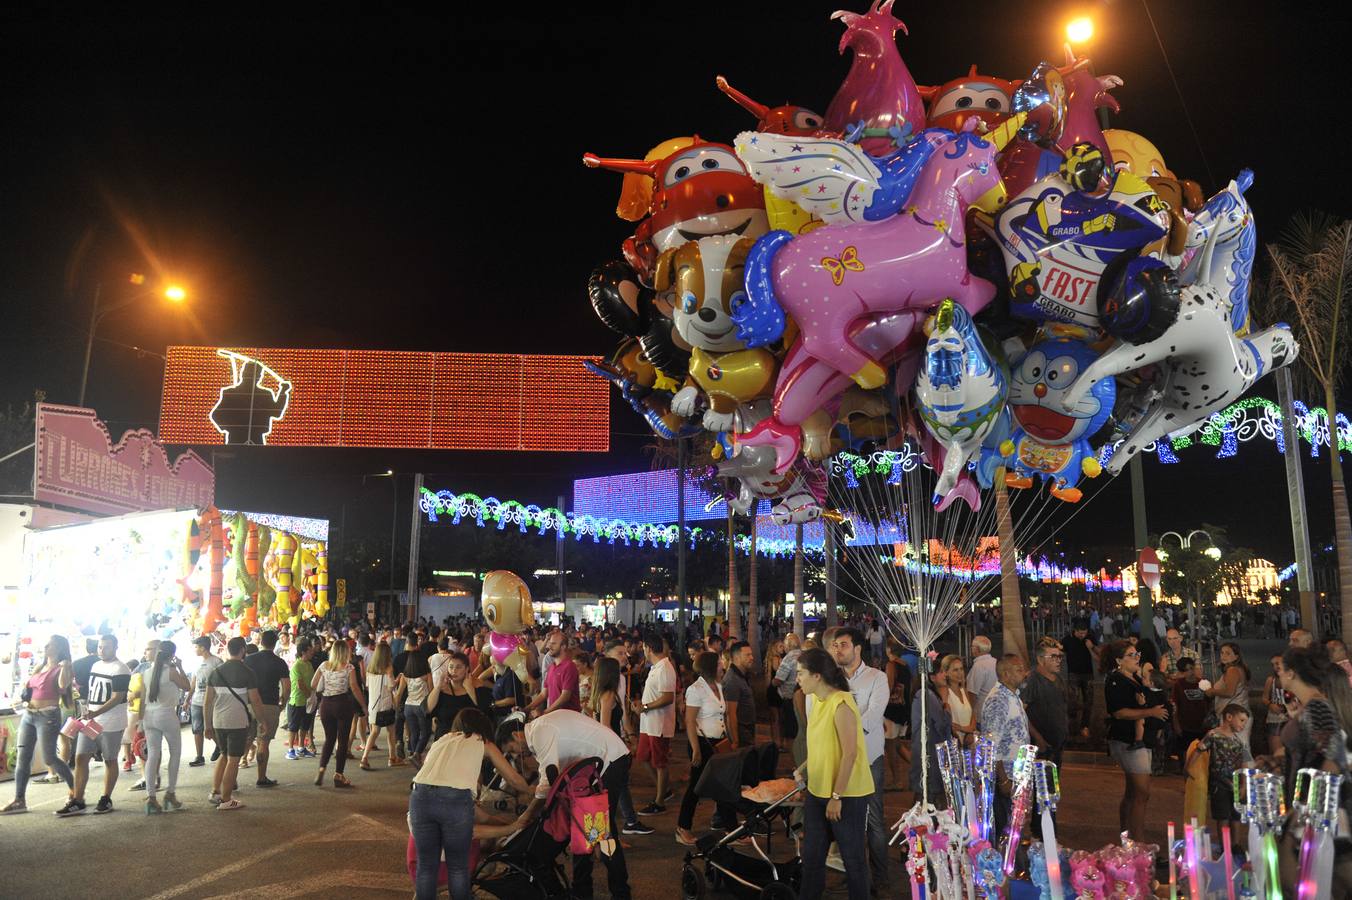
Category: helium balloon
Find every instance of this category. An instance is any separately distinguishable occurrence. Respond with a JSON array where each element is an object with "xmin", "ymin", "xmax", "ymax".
[
  {"xmin": 716, "ymin": 75, "xmax": 823, "ymax": 136},
  {"xmin": 920, "ymin": 65, "xmax": 1021, "ymax": 133},
  {"xmin": 914, "ymin": 299, "xmax": 1009, "ymax": 504},
  {"xmin": 654, "ymin": 235, "xmax": 778, "ymax": 434},
  {"xmin": 583, "ymin": 138, "xmax": 768, "ymax": 280},
  {"xmin": 823, "ymin": 0, "xmax": 926, "ymax": 158},
  {"xmin": 731, "ymin": 119, "xmax": 1020, "ymax": 473},
  {"xmin": 994, "ymin": 329, "xmax": 1113, "ymax": 503}
]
